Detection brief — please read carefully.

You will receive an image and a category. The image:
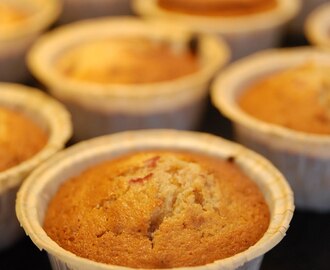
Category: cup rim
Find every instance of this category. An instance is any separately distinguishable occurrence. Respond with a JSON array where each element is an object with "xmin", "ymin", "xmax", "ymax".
[
  {"xmin": 0, "ymin": 83, "xmax": 72, "ymax": 194},
  {"xmin": 132, "ymin": 0, "xmax": 301, "ymax": 34},
  {"xmin": 16, "ymin": 129, "xmax": 293, "ymax": 270}
]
